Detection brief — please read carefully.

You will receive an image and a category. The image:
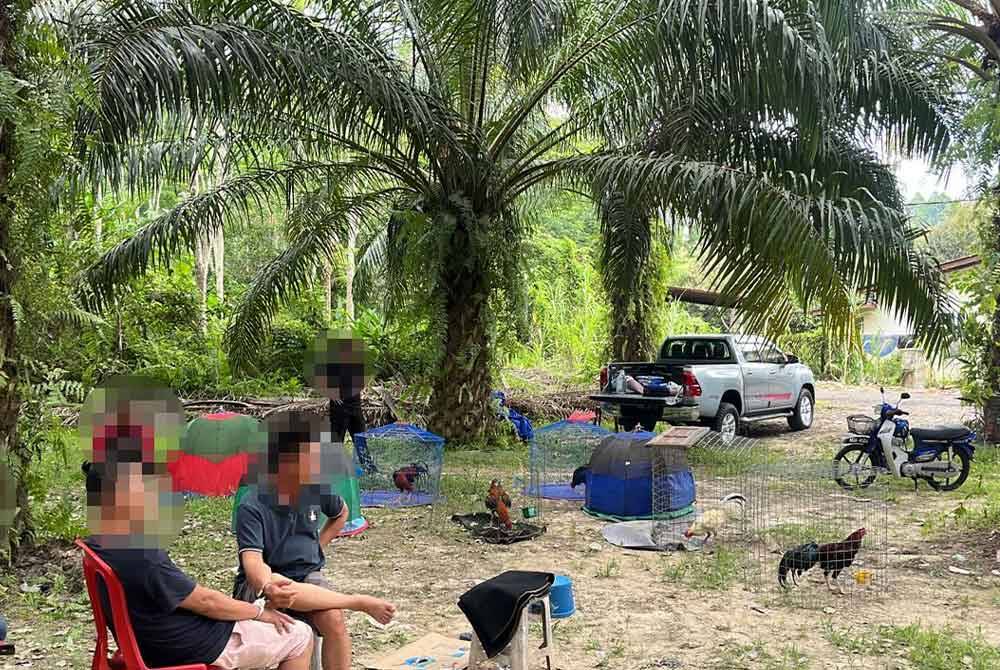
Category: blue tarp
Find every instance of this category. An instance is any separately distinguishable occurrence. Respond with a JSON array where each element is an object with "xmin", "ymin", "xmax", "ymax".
[
  {"xmin": 863, "ymin": 335, "xmax": 902, "ymax": 358},
  {"xmin": 492, "ymin": 391, "xmax": 534, "ymax": 441},
  {"xmin": 584, "ymin": 431, "xmax": 696, "ymax": 519}
]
